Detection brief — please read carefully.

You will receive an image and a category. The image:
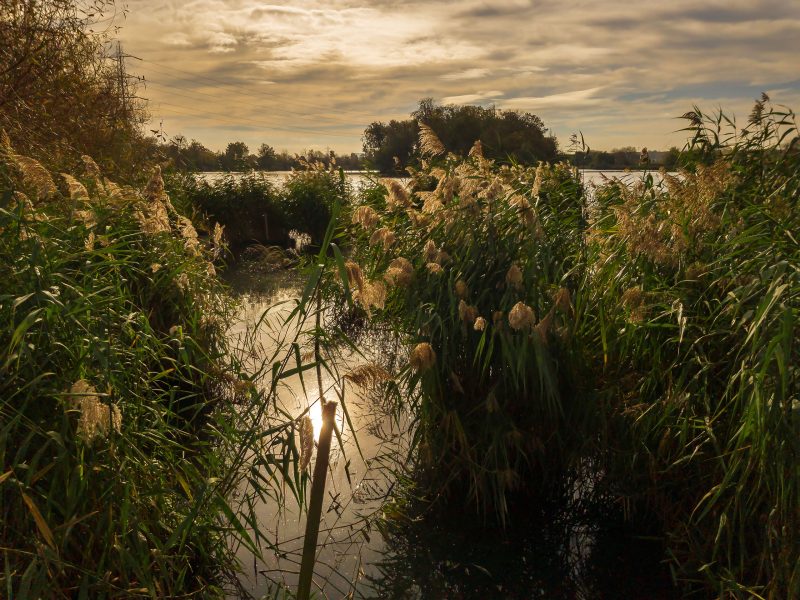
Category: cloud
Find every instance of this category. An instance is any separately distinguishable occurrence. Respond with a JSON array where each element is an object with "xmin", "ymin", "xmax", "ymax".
[
  {"xmin": 114, "ymin": 0, "xmax": 800, "ymax": 153},
  {"xmin": 441, "ymin": 68, "xmax": 491, "ymax": 81},
  {"xmin": 500, "ymin": 87, "xmax": 605, "ymax": 110},
  {"xmin": 441, "ymin": 90, "xmax": 504, "ymax": 104}
]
